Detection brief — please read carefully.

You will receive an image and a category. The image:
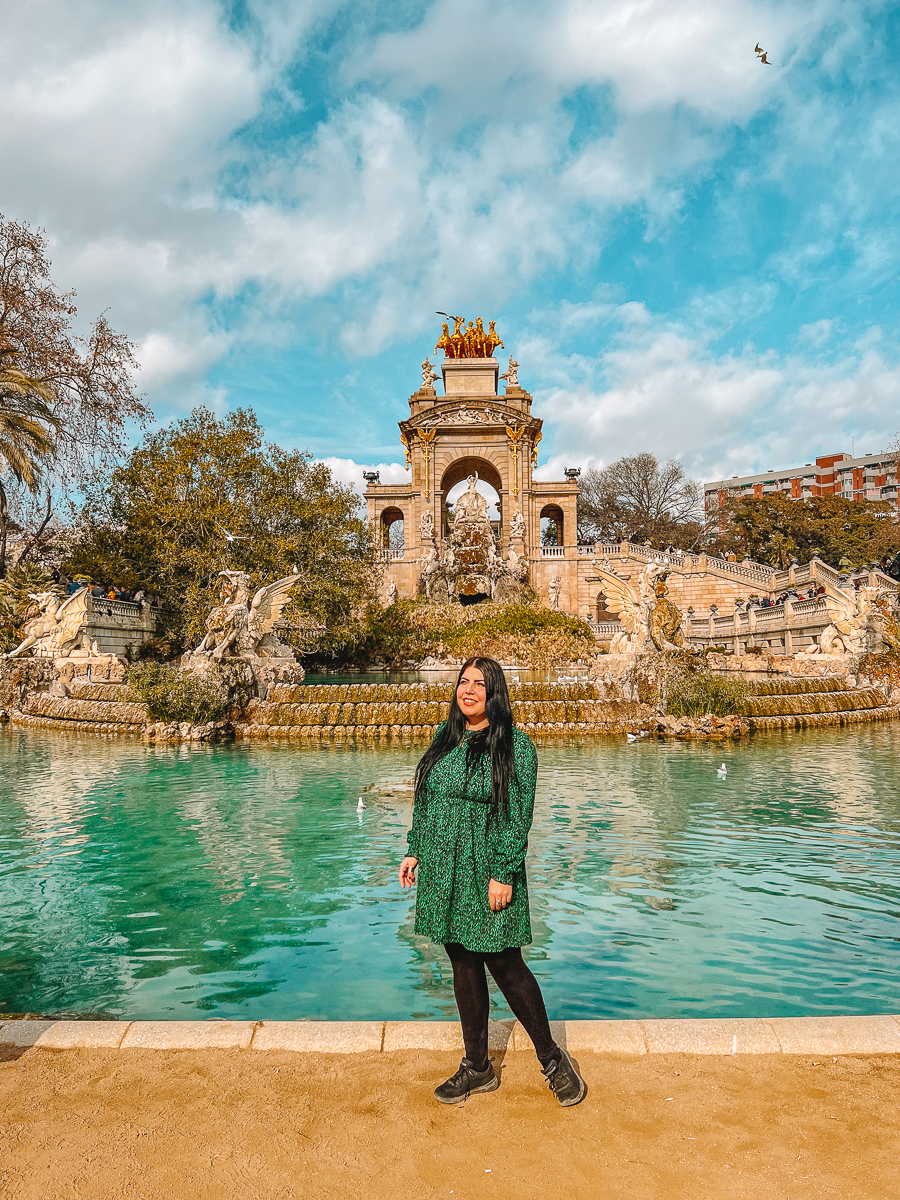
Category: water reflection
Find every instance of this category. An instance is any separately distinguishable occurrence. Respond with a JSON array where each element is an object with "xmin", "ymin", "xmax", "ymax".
[{"xmin": 1, "ymin": 725, "xmax": 900, "ymax": 1020}]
